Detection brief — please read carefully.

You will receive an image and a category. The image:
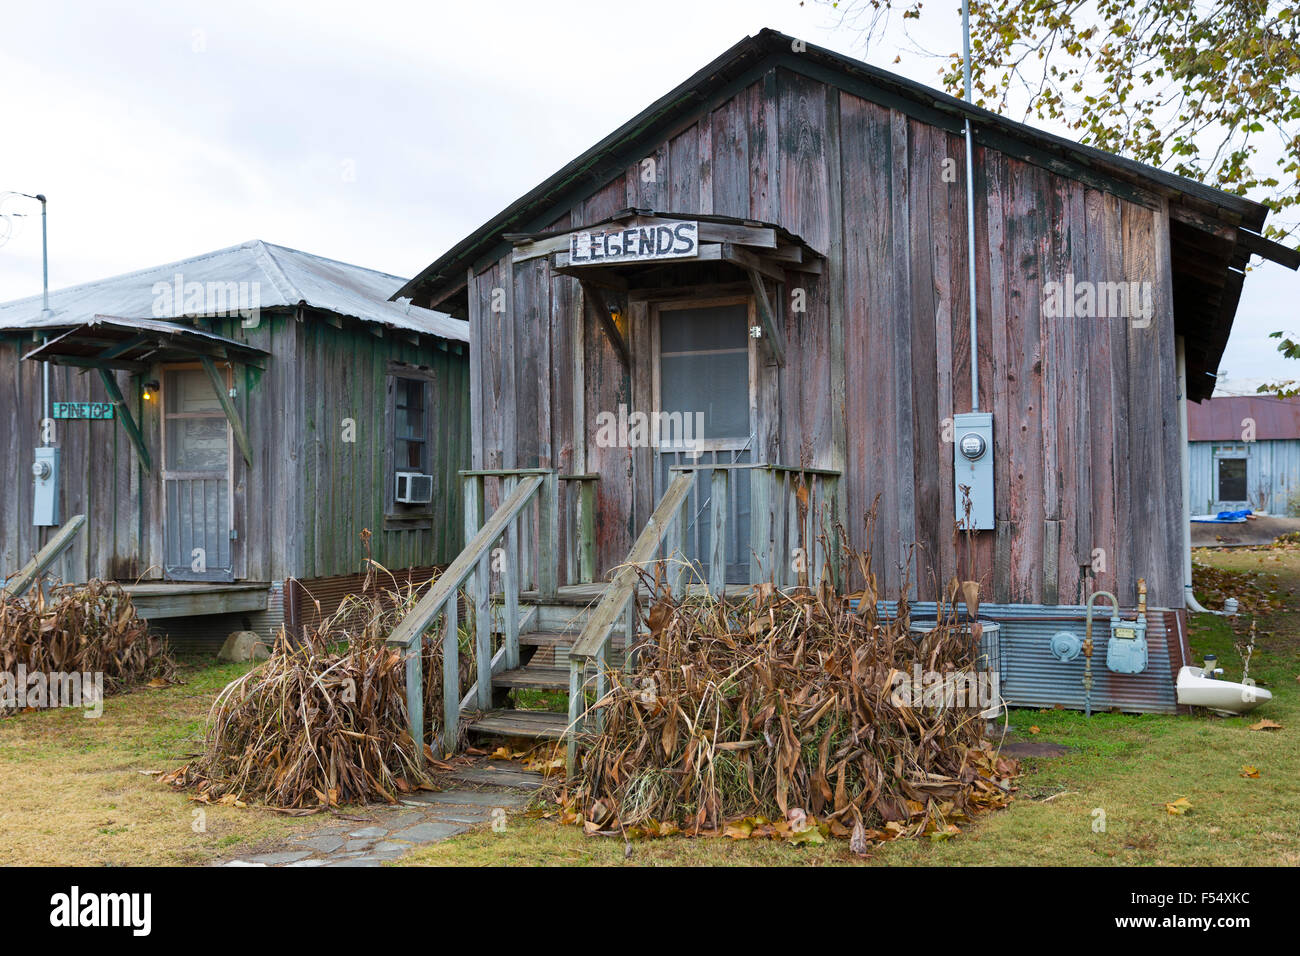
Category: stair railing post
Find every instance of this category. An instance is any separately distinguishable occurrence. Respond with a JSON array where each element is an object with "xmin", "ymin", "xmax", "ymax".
[
  {"xmin": 464, "ymin": 476, "xmax": 492, "ymax": 709},
  {"xmin": 749, "ymin": 466, "xmax": 771, "ymax": 586},
  {"xmin": 709, "ymin": 468, "xmax": 728, "ymax": 598},
  {"xmin": 578, "ymin": 478, "xmax": 596, "ymax": 584},
  {"xmin": 406, "ymin": 637, "xmax": 425, "ymax": 767},
  {"xmin": 443, "ymin": 593, "xmax": 460, "ymax": 755},
  {"xmin": 566, "ymin": 654, "xmax": 583, "ymax": 777},
  {"xmin": 503, "ymin": 476, "xmax": 520, "ymax": 670},
  {"xmin": 538, "ymin": 470, "xmax": 559, "ymax": 601}
]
